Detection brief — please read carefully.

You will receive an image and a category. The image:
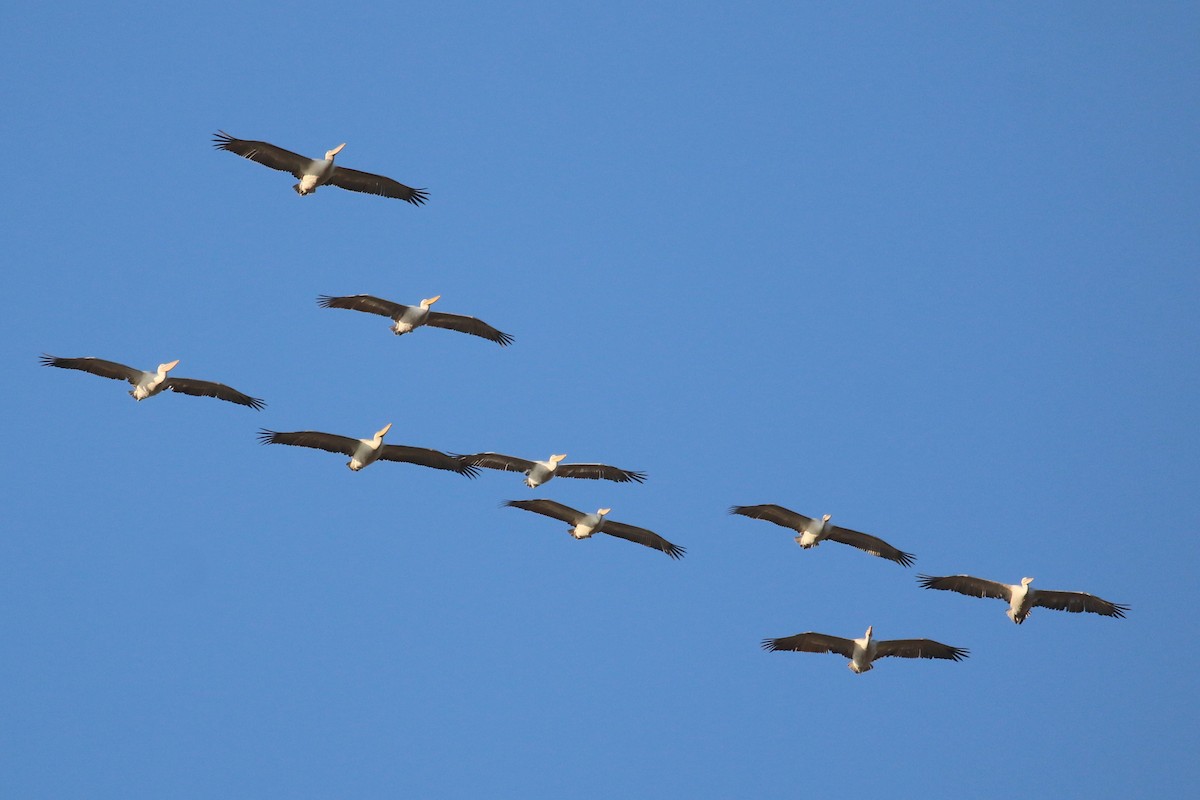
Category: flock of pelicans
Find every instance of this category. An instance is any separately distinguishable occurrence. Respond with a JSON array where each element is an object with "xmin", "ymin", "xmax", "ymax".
[{"xmin": 42, "ymin": 132, "xmax": 1129, "ymax": 674}]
